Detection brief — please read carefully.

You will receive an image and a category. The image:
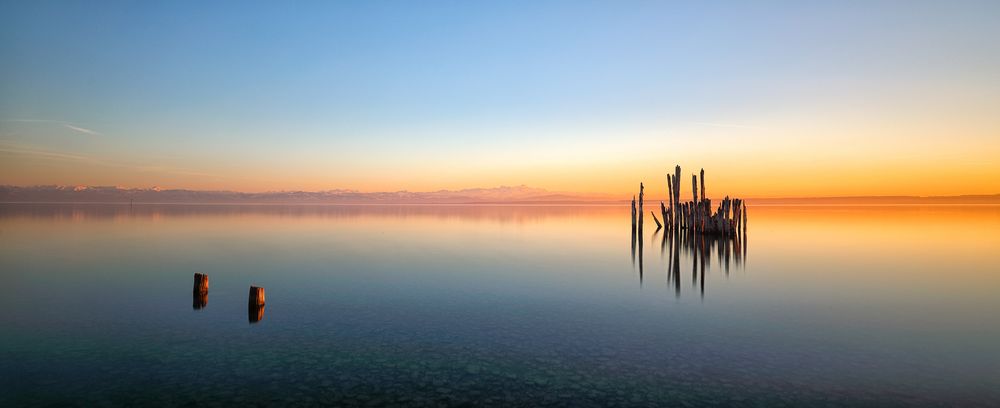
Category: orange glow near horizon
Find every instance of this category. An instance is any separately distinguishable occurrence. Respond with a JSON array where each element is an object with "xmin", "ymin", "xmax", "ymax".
[
  {"xmin": 2, "ymin": 103, "xmax": 999, "ymax": 198},
  {"xmin": 2, "ymin": 154, "xmax": 999, "ymax": 198},
  {"xmin": 3, "ymin": 133, "xmax": 998, "ymax": 198}
]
